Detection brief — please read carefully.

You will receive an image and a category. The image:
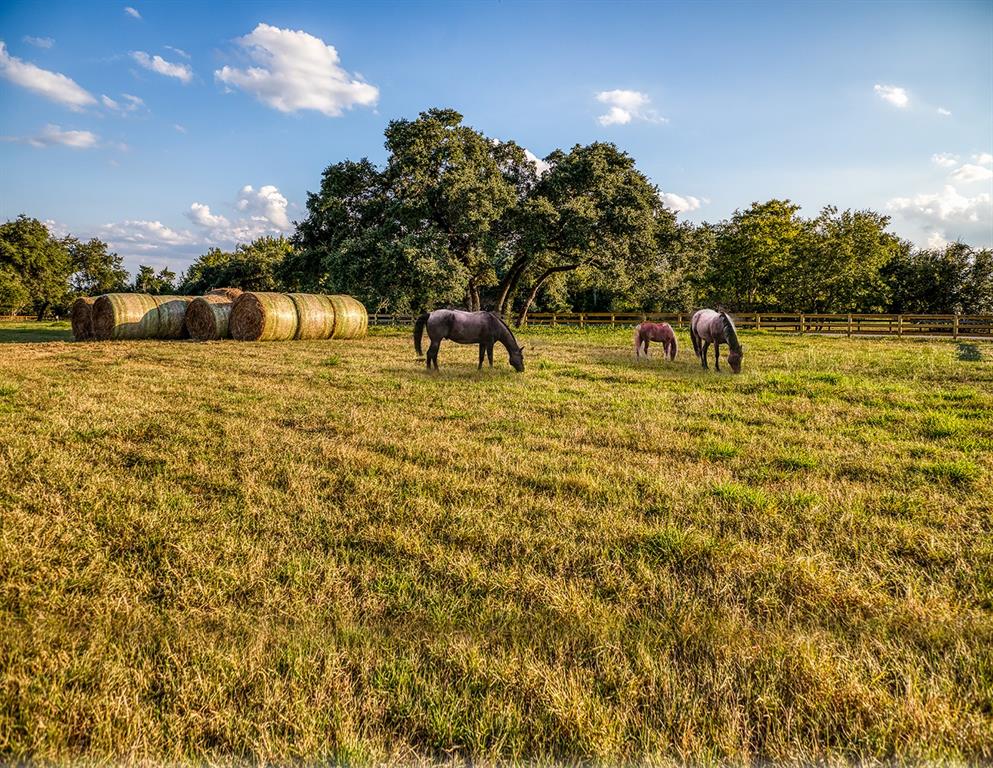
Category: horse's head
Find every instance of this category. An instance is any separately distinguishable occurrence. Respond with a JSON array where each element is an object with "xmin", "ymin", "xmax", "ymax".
[
  {"xmin": 728, "ymin": 348, "xmax": 743, "ymax": 373},
  {"xmin": 509, "ymin": 345, "xmax": 525, "ymax": 373}
]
